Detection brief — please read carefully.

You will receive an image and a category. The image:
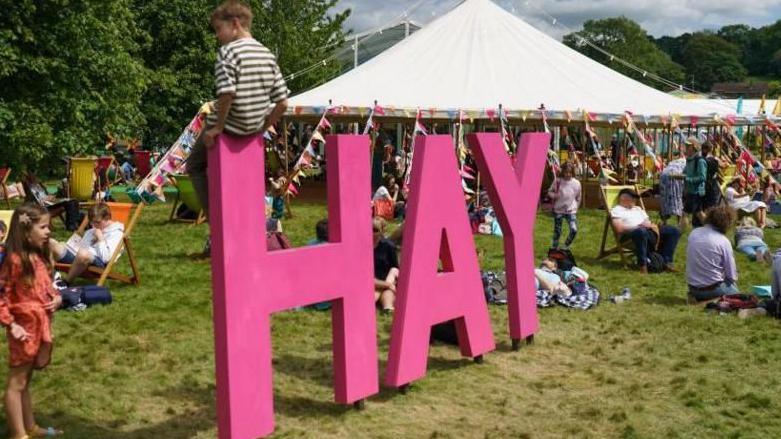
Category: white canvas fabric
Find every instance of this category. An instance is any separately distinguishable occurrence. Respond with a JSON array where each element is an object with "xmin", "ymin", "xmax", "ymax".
[{"xmin": 291, "ymin": 0, "xmax": 727, "ymax": 118}]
